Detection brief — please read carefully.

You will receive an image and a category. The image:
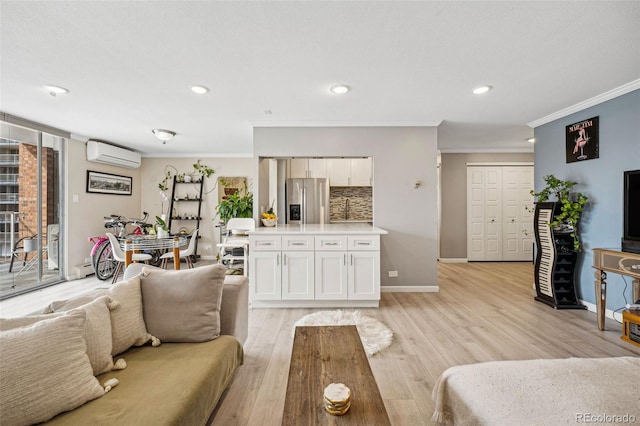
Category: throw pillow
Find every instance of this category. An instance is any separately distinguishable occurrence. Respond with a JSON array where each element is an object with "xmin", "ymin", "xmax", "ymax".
[
  {"xmin": 0, "ymin": 310, "xmax": 105, "ymax": 426},
  {"xmin": 1, "ymin": 296, "xmax": 119, "ymax": 376},
  {"xmin": 45, "ymin": 274, "xmax": 158, "ymax": 355},
  {"xmin": 140, "ymin": 264, "xmax": 226, "ymax": 342}
]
